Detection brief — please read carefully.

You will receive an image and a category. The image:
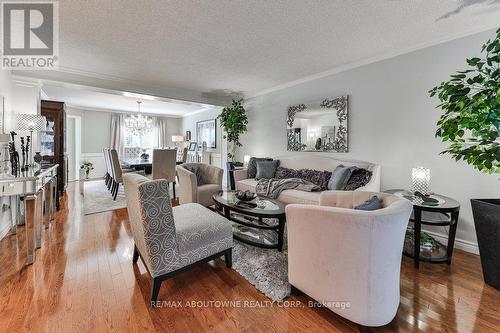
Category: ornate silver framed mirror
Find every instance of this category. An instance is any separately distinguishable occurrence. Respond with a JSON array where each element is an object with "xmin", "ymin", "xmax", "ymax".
[{"xmin": 286, "ymin": 95, "xmax": 348, "ymax": 152}]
